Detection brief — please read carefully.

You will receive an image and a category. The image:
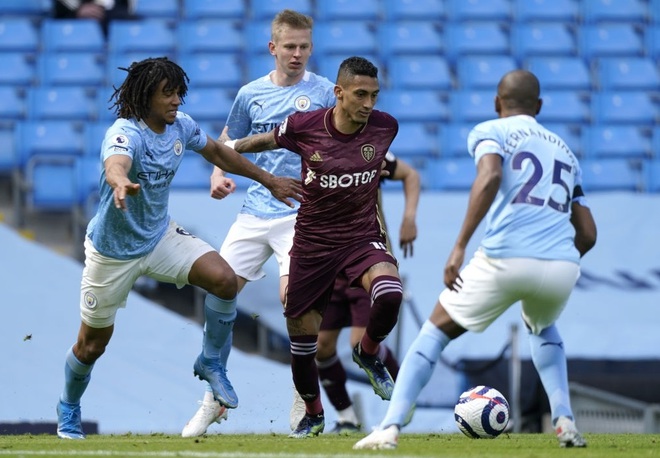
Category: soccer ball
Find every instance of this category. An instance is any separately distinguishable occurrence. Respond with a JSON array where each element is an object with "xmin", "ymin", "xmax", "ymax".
[{"xmin": 454, "ymin": 385, "xmax": 510, "ymax": 439}]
